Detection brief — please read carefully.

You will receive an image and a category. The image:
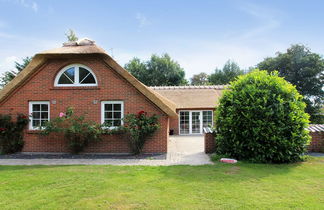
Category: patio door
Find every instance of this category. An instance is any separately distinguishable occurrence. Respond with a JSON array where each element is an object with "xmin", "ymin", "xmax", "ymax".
[
  {"xmin": 191, "ymin": 111, "xmax": 201, "ymax": 134},
  {"xmin": 179, "ymin": 111, "xmax": 203, "ymax": 135}
]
